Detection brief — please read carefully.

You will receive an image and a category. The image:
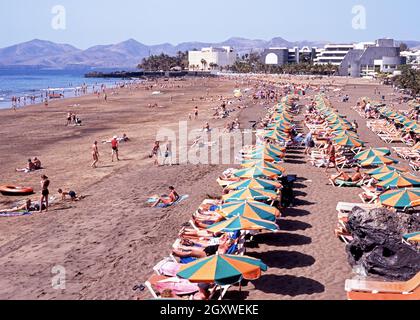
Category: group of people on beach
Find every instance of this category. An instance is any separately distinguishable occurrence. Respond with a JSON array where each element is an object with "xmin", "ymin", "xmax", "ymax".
[
  {"xmin": 91, "ymin": 134, "xmax": 130, "ymax": 168},
  {"xmin": 16, "ymin": 157, "xmax": 42, "ymax": 173},
  {"xmin": 11, "ymin": 96, "xmax": 38, "ymax": 109},
  {"xmin": 66, "ymin": 112, "xmax": 82, "ymax": 126},
  {"xmin": 149, "ymin": 141, "xmax": 173, "ymax": 166}
]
